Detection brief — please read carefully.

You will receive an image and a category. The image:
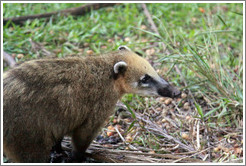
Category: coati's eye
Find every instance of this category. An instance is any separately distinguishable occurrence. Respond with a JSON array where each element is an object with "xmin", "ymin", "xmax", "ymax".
[{"xmin": 140, "ymin": 74, "xmax": 151, "ymax": 84}]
